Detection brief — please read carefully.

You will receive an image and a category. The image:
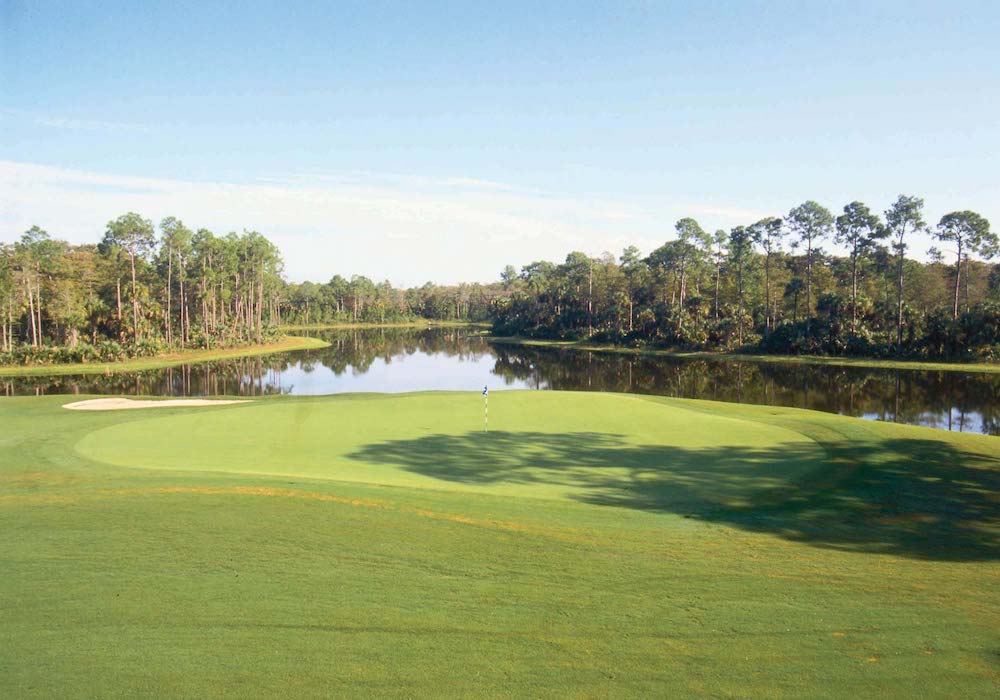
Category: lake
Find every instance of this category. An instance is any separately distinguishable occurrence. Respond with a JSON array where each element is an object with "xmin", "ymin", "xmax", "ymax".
[{"xmin": 3, "ymin": 327, "xmax": 998, "ymax": 435}]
